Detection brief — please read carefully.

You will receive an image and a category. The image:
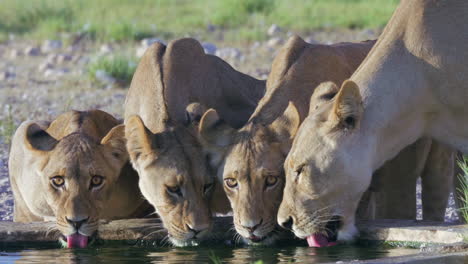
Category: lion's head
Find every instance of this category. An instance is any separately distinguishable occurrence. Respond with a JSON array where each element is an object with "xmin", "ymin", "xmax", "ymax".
[
  {"xmin": 198, "ymin": 103, "xmax": 300, "ymax": 245},
  {"xmin": 10, "ymin": 110, "xmax": 142, "ymax": 248},
  {"xmin": 278, "ymin": 81, "xmax": 368, "ymax": 247},
  {"xmin": 125, "ymin": 110, "xmax": 229, "ymax": 247}
]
